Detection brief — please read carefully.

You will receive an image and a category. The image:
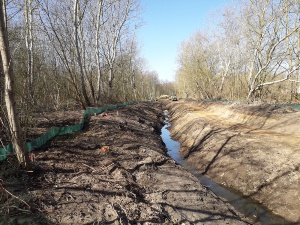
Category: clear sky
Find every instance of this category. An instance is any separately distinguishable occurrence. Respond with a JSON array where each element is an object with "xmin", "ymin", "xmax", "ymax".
[{"xmin": 137, "ymin": 0, "xmax": 230, "ymax": 82}]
